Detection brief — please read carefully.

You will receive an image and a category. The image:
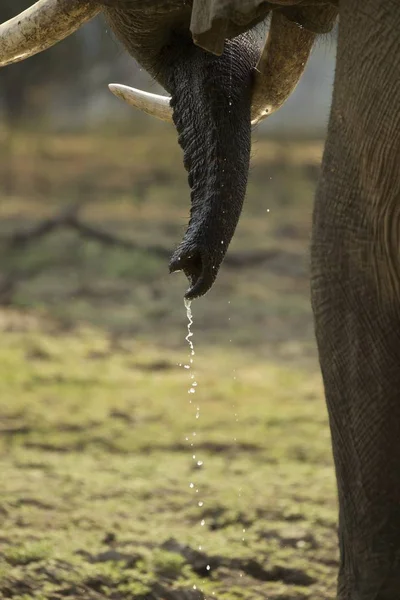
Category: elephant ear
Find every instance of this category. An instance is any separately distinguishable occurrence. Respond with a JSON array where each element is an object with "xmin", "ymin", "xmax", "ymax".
[
  {"xmin": 190, "ymin": 0, "xmax": 271, "ymax": 54},
  {"xmin": 190, "ymin": 1, "xmax": 338, "ymax": 54}
]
